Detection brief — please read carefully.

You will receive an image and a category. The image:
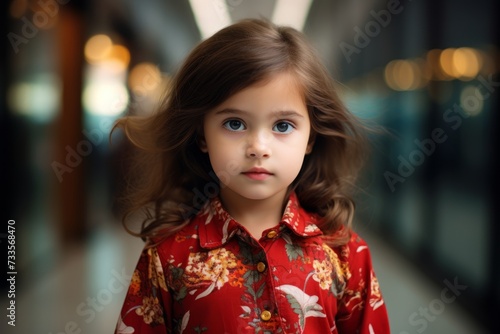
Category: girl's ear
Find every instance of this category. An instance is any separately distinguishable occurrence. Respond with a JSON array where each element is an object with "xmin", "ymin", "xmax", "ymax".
[
  {"xmin": 196, "ymin": 125, "xmax": 208, "ymax": 152},
  {"xmin": 305, "ymin": 142, "xmax": 314, "ymax": 154},
  {"xmin": 198, "ymin": 136, "xmax": 208, "ymax": 152},
  {"xmin": 306, "ymin": 132, "xmax": 315, "ymax": 154}
]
